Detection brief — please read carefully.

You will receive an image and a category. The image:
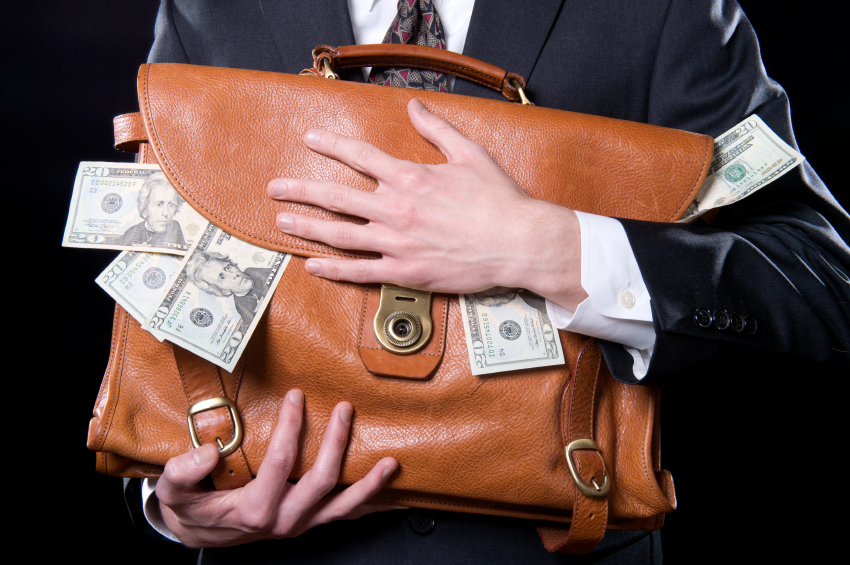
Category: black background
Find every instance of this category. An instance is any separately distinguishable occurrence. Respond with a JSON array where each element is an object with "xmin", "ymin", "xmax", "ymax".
[{"xmin": 7, "ymin": 1, "xmax": 846, "ymax": 562}]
